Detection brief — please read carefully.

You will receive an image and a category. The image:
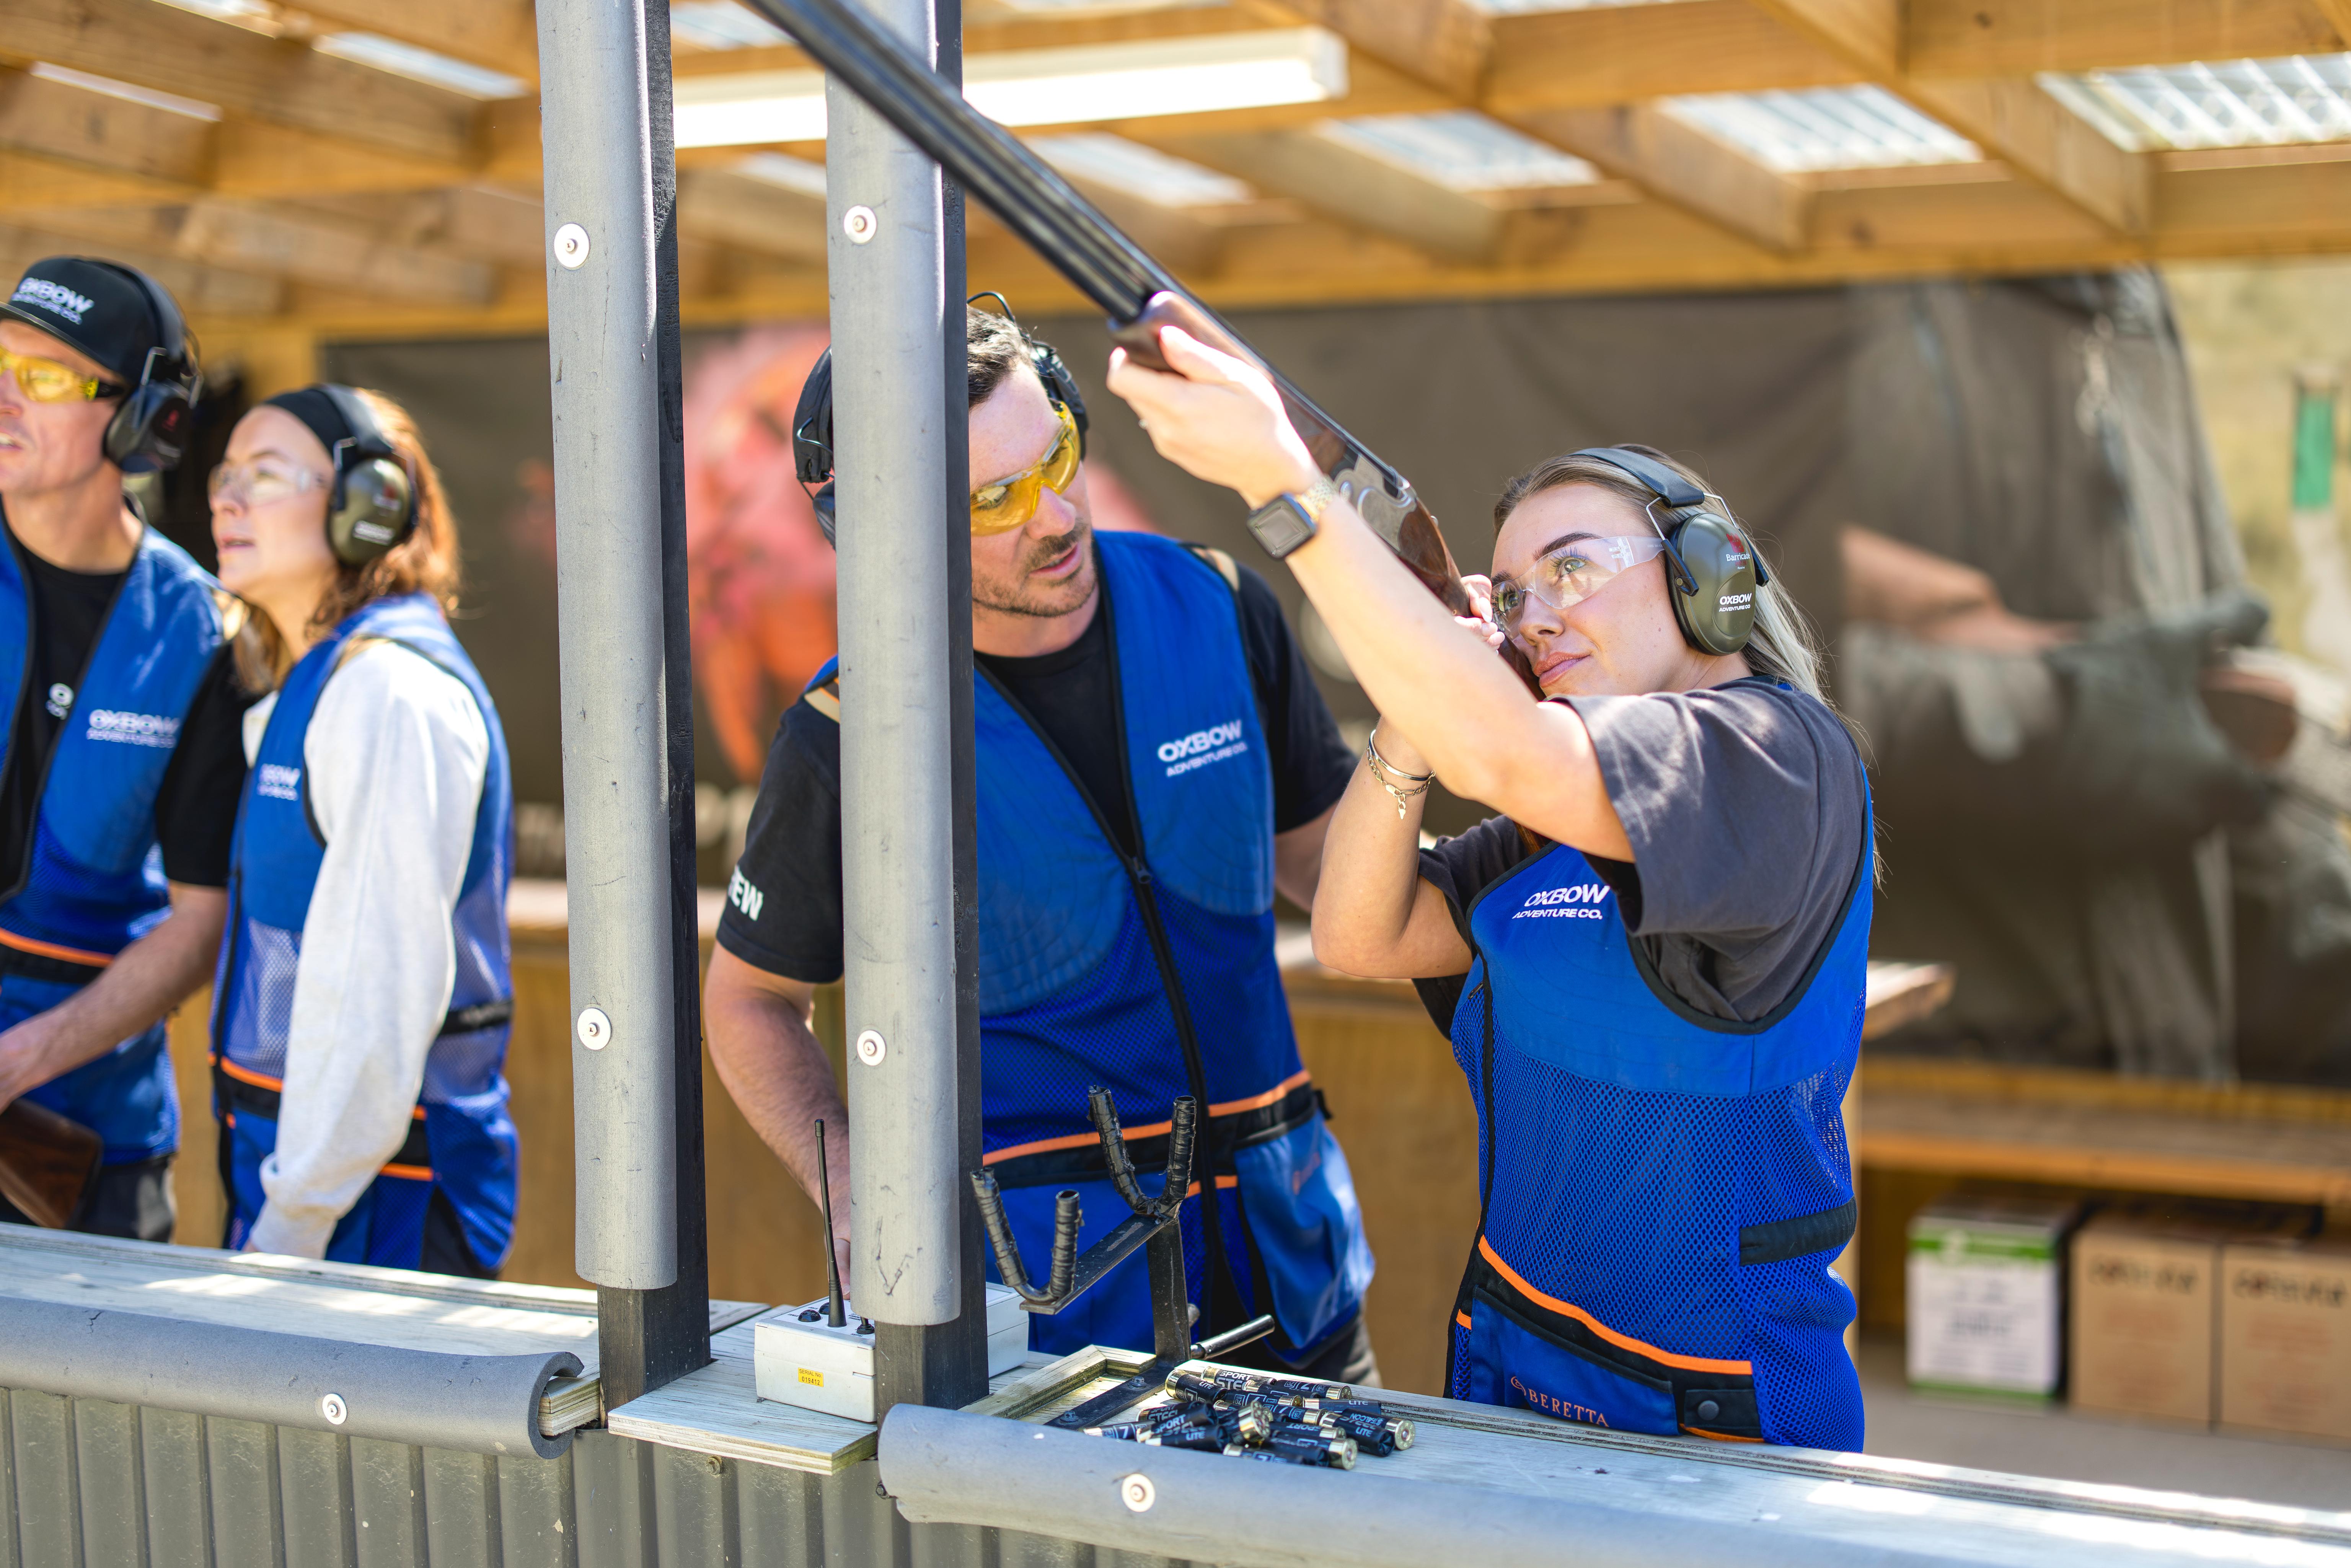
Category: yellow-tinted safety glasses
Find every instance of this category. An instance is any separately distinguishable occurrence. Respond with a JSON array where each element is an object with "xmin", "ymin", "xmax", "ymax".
[
  {"xmin": 970, "ymin": 402, "xmax": 1079, "ymax": 535},
  {"xmin": 0, "ymin": 348, "xmax": 124, "ymax": 405}
]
